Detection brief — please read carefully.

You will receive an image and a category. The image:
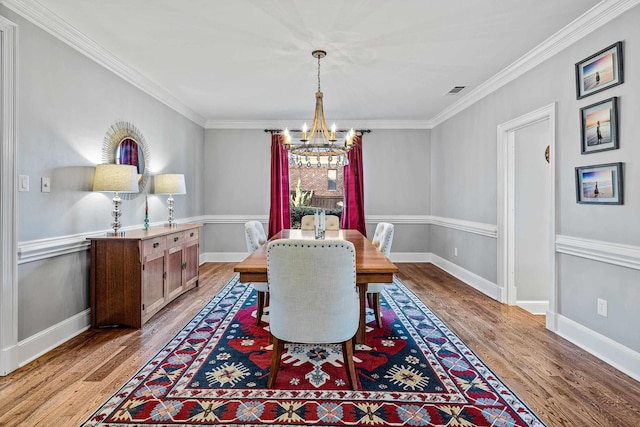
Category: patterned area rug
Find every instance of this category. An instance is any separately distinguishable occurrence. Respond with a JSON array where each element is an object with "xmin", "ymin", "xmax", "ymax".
[{"xmin": 82, "ymin": 275, "xmax": 546, "ymax": 426}]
